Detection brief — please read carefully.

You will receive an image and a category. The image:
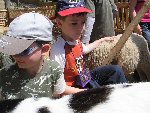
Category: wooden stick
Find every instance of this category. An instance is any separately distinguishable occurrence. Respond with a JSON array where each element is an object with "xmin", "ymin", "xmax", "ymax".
[{"xmin": 101, "ymin": 0, "xmax": 150, "ymax": 66}]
